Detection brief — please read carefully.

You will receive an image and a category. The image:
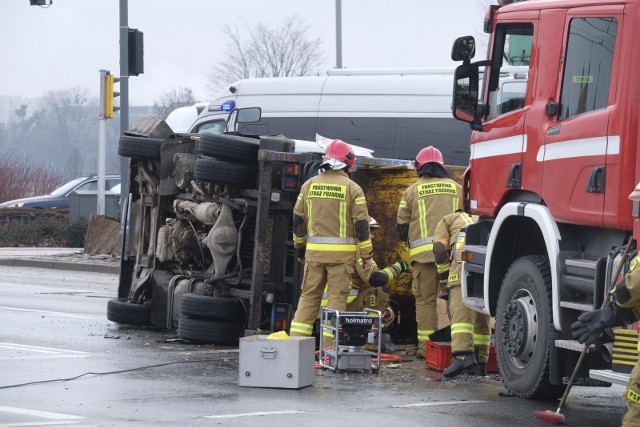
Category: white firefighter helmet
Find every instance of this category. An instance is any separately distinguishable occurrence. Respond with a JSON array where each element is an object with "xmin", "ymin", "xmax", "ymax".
[
  {"xmin": 629, "ymin": 182, "xmax": 640, "ymax": 201},
  {"xmin": 368, "ymin": 216, "xmax": 380, "ymax": 229}
]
